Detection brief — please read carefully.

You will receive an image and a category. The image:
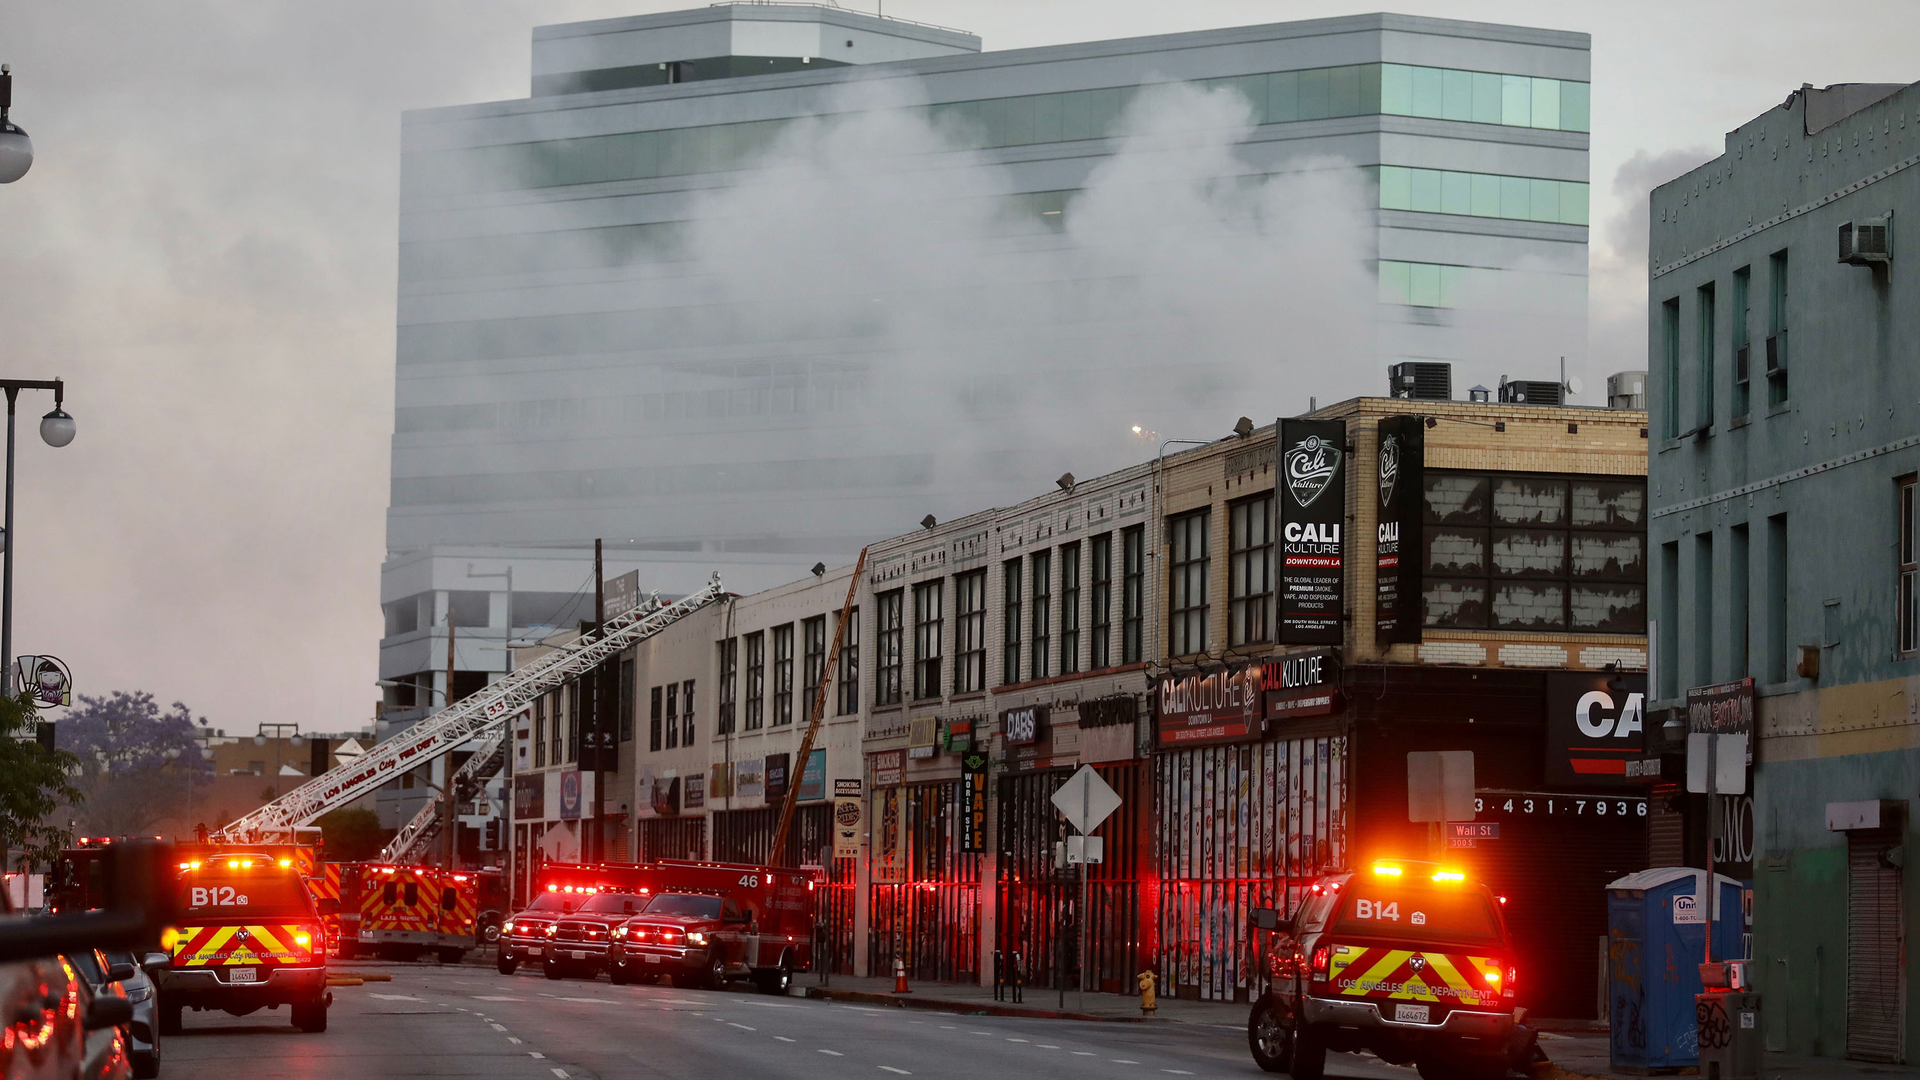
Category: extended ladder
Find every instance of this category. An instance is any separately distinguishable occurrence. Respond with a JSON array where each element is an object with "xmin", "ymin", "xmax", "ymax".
[{"xmin": 217, "ymin": 574, "xmax": 725, "ymax": 844}]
